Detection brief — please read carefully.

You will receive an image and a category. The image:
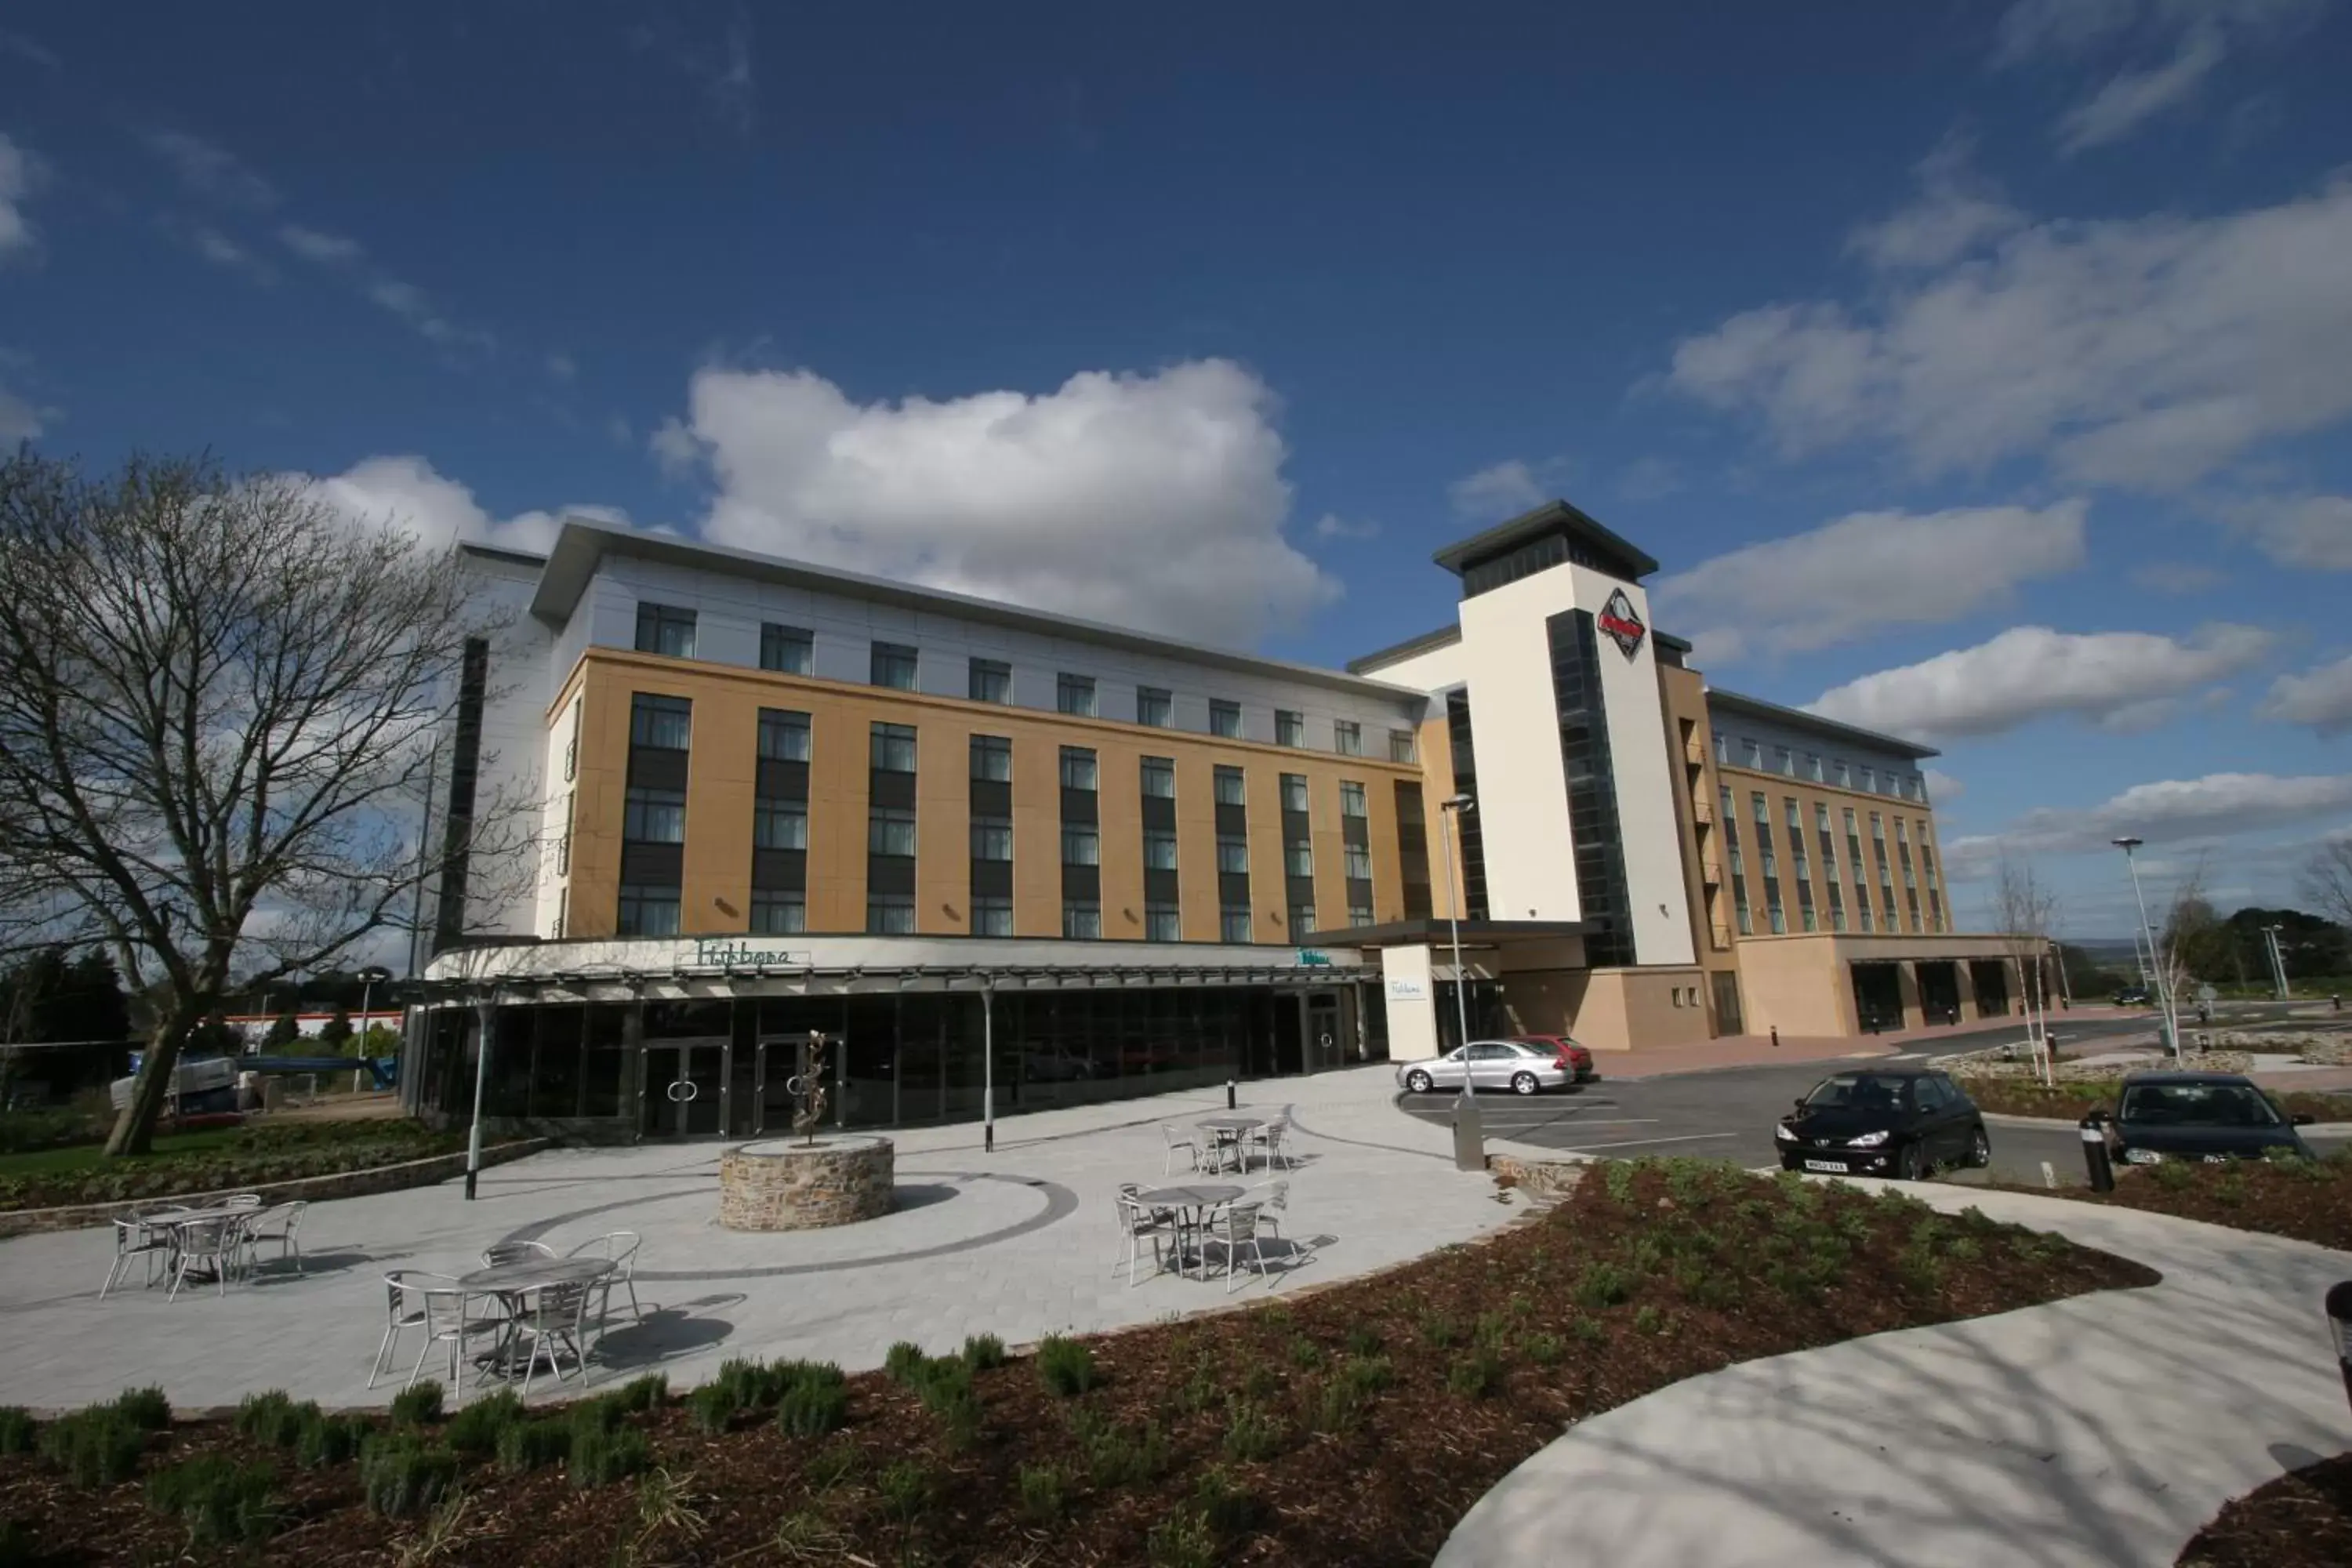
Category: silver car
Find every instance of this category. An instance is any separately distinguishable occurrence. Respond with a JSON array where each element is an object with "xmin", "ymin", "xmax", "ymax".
[{"xmin": 1395, "ymin": 1040, "xmax": 1570, "ymax": 1097}]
